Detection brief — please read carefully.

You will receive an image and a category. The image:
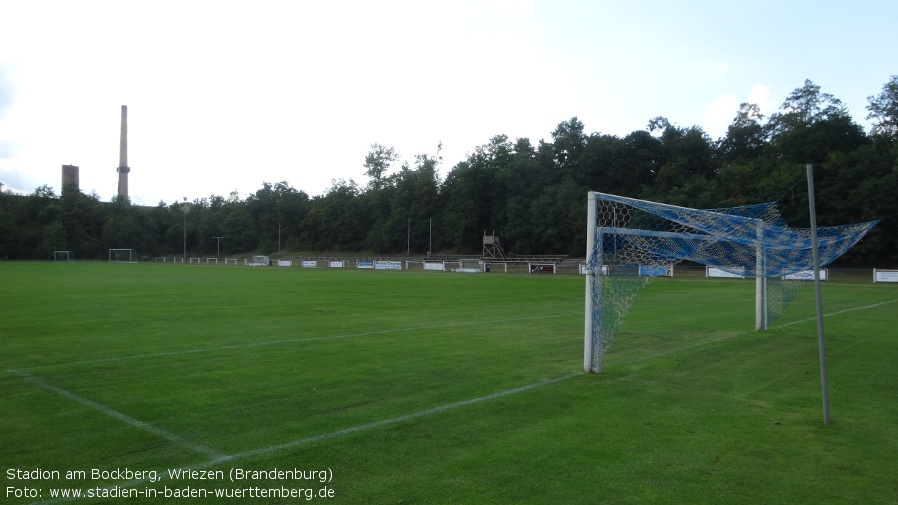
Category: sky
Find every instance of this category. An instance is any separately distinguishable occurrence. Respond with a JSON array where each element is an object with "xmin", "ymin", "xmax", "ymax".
[{"xmin": 0, "ymin": 0, "xmax": 896, "ymax": 206}]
